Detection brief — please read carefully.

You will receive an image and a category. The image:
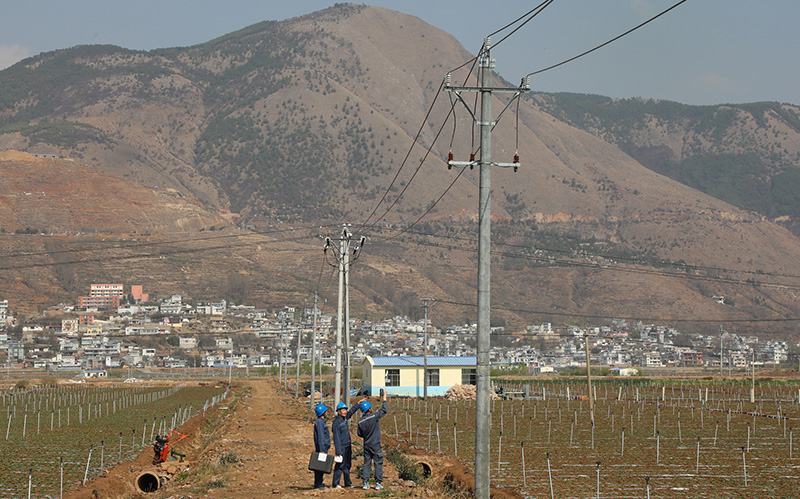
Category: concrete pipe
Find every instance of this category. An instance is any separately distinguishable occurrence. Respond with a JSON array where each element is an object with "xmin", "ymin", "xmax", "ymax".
[
  {"xmin": 135, "ymin": 471, "xmax": 162, "ymax": 493},
  {"xmin": 416, "ymin": 461, "xmax": 432, "ymax": 478}
]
